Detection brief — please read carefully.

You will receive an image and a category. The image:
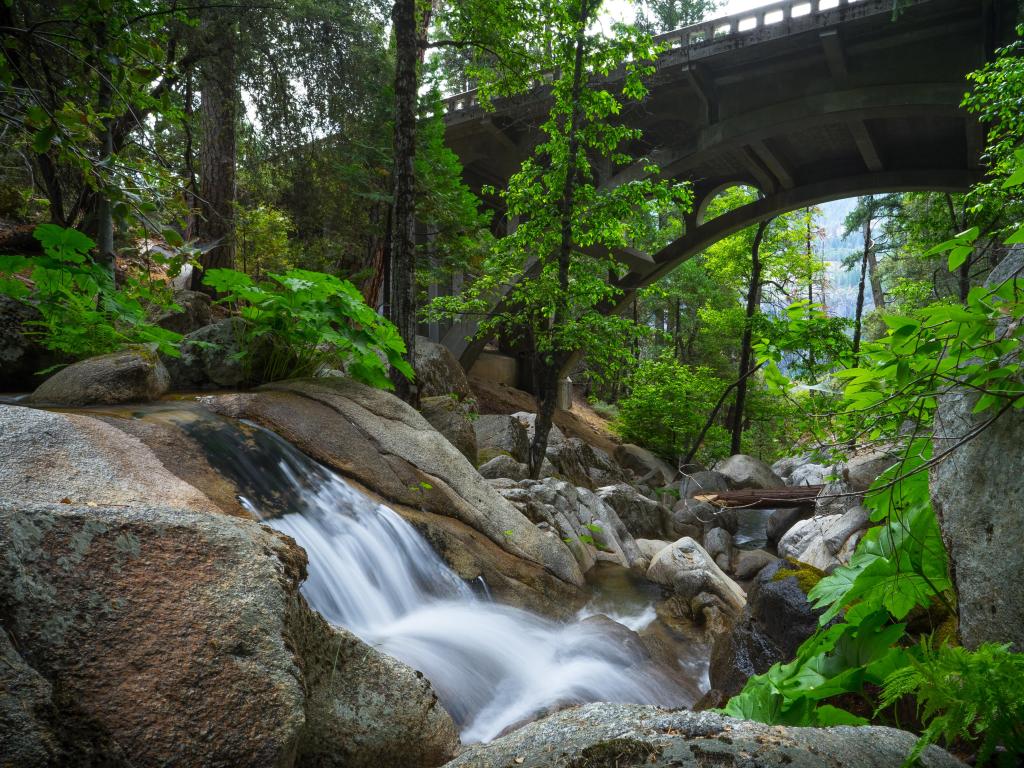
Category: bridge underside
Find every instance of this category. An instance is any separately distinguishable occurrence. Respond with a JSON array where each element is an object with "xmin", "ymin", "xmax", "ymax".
[{"xmin": 440, "ymin": 0, "xmax": 1017, "ymax": 372}]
